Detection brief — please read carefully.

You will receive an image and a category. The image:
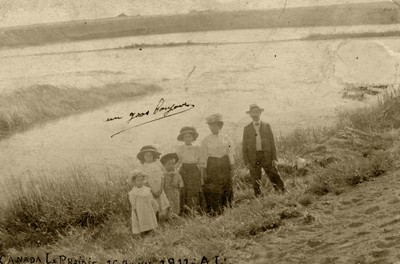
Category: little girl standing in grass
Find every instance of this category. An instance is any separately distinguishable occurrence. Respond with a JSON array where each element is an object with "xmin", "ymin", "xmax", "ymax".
[
  {"xmin": 137, "ymin": 145, "xmax": 170, "ymax": 218},
  {"xmin": 128, "ymin": 170, "xmax": 158, "ymax": 235},
  {"xmin": 176, "ymin": 127, "xmax": 207, "ymax": 214}
]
